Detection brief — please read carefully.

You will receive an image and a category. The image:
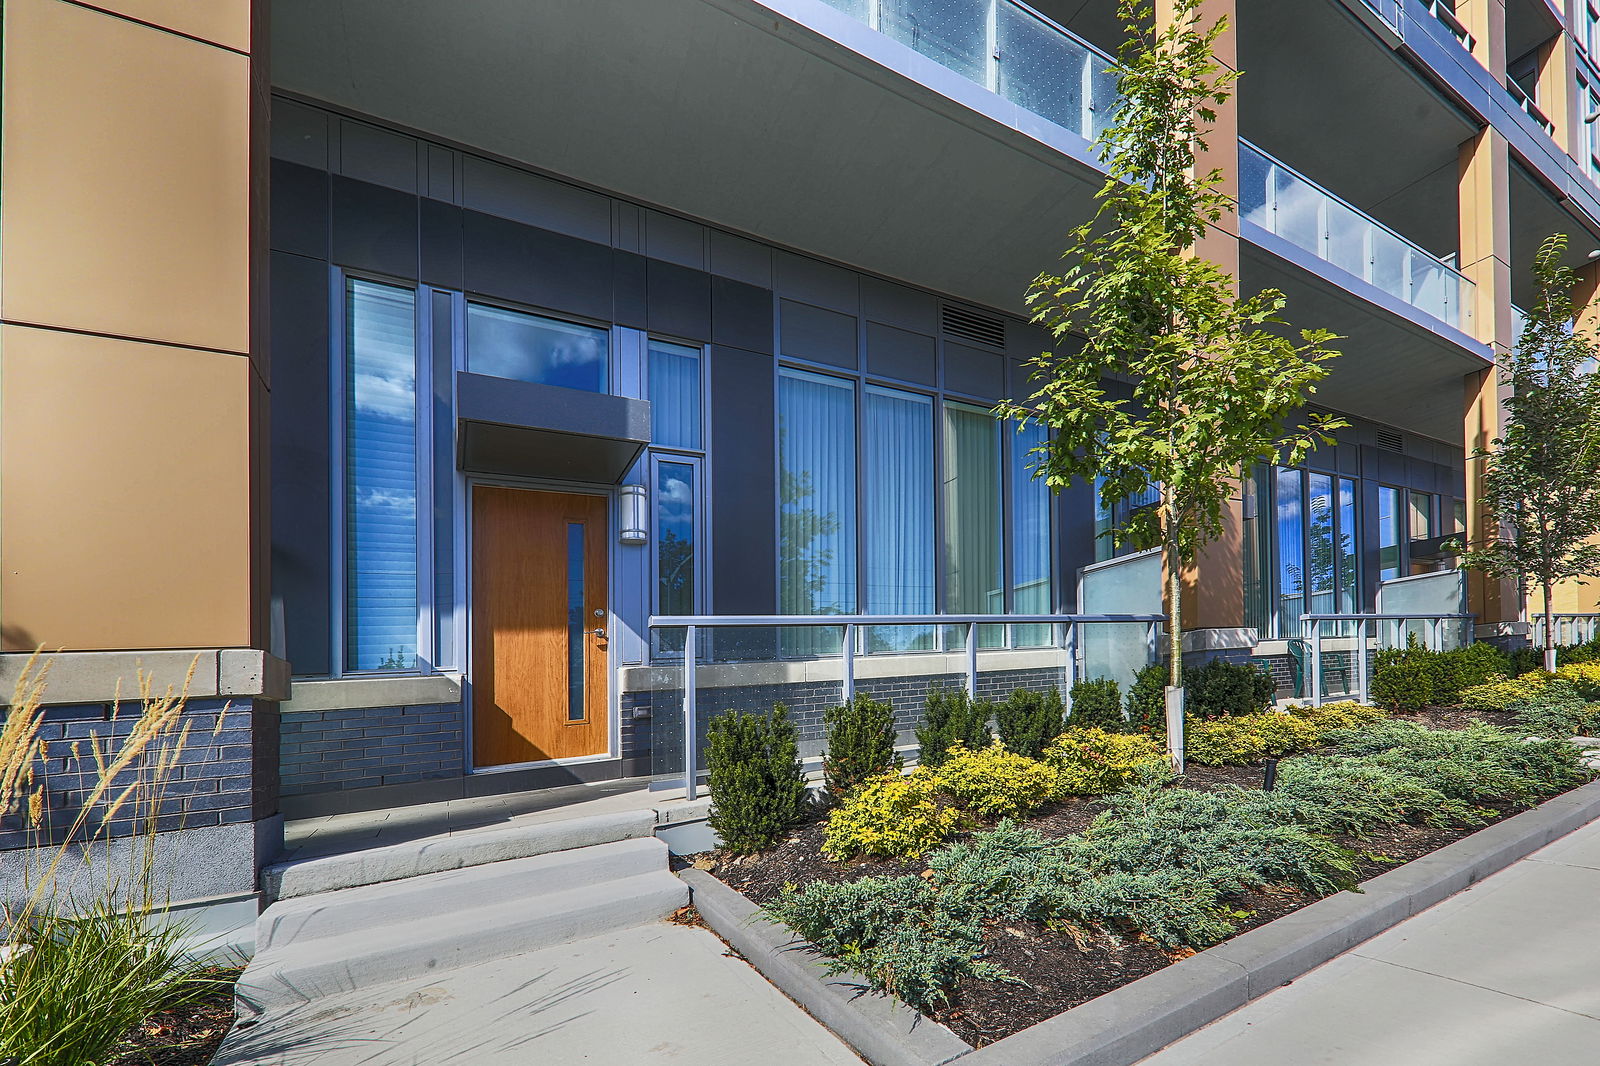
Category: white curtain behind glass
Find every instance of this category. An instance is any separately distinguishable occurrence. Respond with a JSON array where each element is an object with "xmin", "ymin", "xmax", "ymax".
[
  {"xmin": 943, "ymin": 402, "xmax": 1003, "ymax": 617},
  {"xmin": 779, "ymin": 371, "xmax": 857, "ymax": 657},
  {"xmin": 865, "ymin": 386, "xmax": 934, "ymax": 651},
  {"xmin": 1010, "ymin": 421, "xmax": 1051, "ymax": 645}
]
